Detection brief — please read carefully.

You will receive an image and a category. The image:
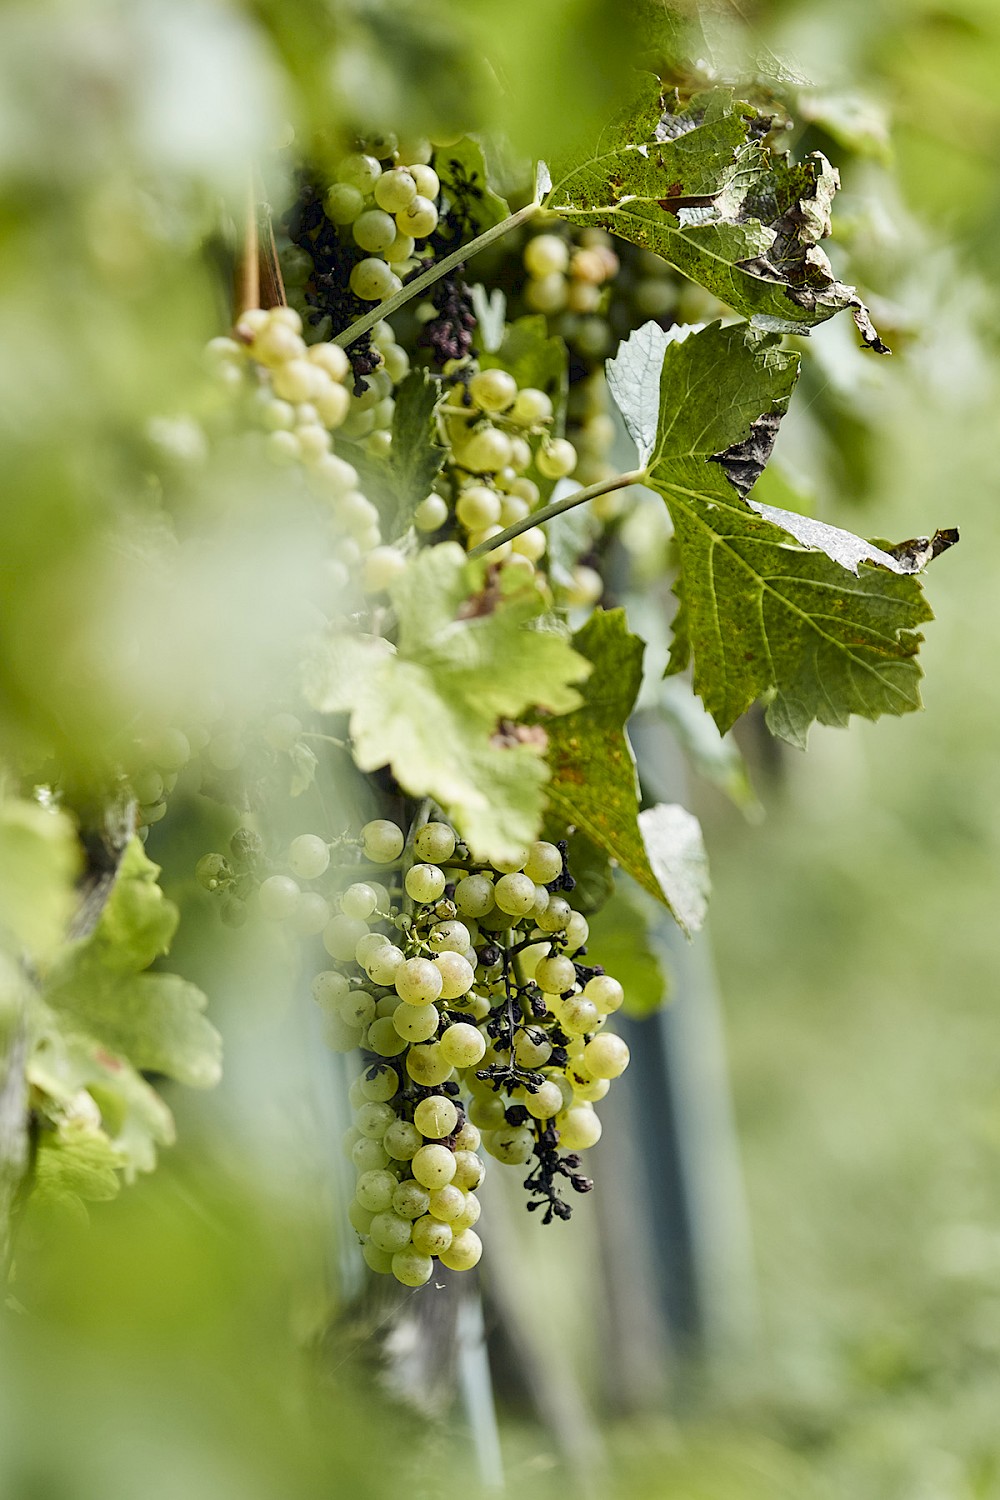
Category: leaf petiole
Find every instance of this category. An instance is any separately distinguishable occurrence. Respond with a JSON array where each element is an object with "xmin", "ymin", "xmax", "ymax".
[{"xmin": 466, "ymin": 468, "xmax": 648, "ymax": 559}]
